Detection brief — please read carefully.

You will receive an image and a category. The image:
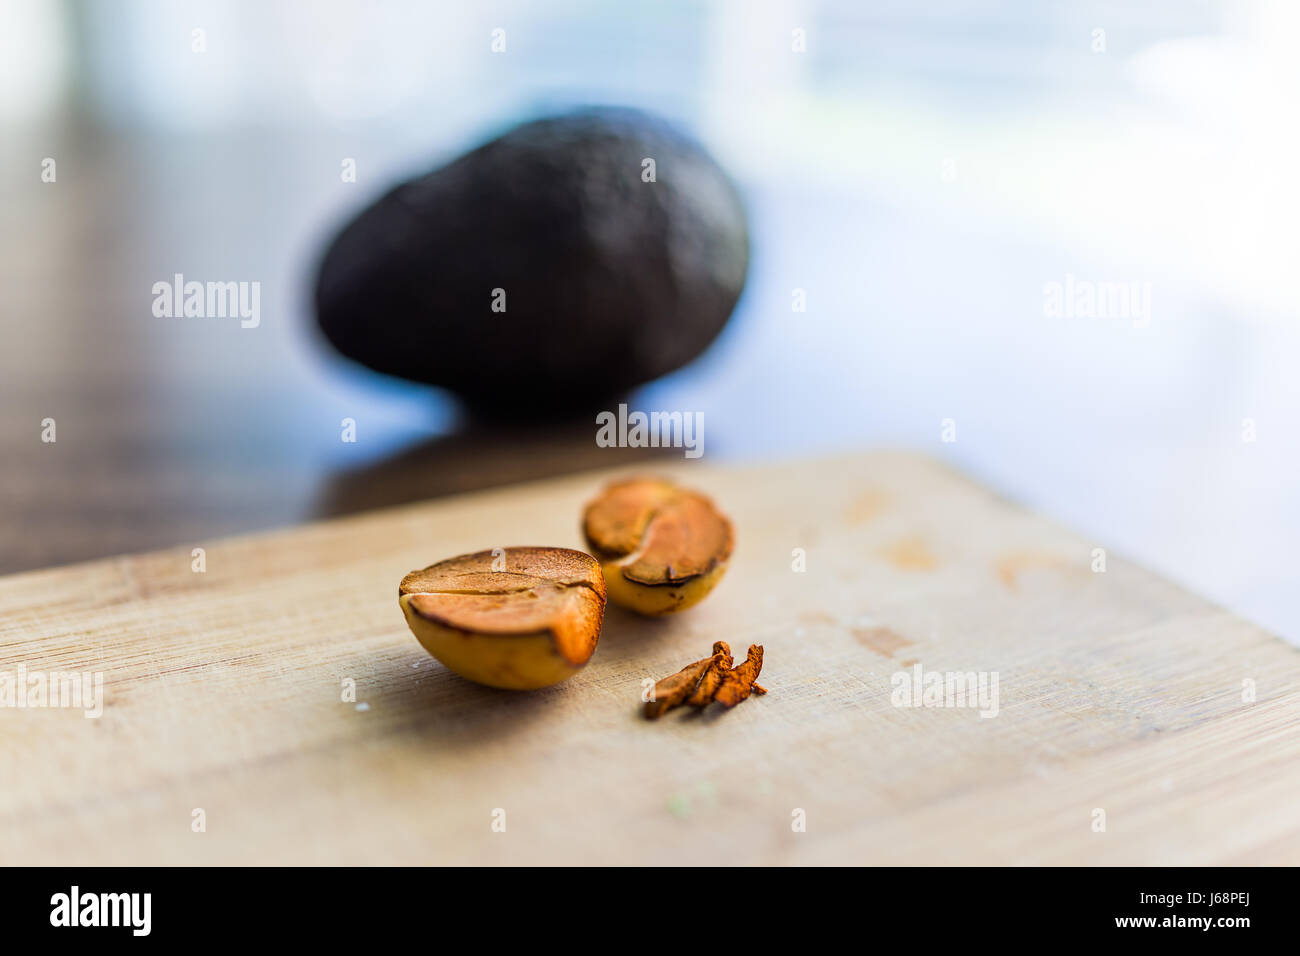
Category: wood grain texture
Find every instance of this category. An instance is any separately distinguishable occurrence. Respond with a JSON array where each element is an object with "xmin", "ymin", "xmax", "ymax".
[{"xmin": 1, "ymin": 451, "xmax": 1296, "ymax": 865}]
